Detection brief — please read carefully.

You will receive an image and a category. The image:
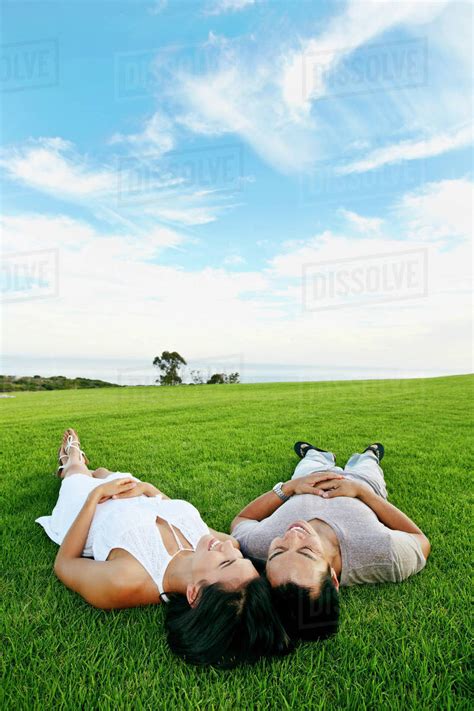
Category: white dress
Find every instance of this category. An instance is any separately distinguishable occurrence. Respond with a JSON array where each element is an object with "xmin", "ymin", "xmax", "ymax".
[{"xmin": 36, "ymin": 472, "xmax": 209, "ymax": 597}]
